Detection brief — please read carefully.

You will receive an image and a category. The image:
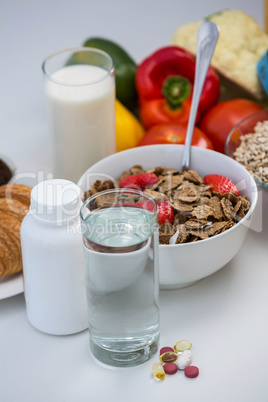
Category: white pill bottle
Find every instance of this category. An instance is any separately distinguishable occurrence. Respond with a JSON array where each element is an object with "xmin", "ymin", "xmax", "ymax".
[{"xmin": 21, "ymin": 179, "xmax": 88, "ymax": 335}]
